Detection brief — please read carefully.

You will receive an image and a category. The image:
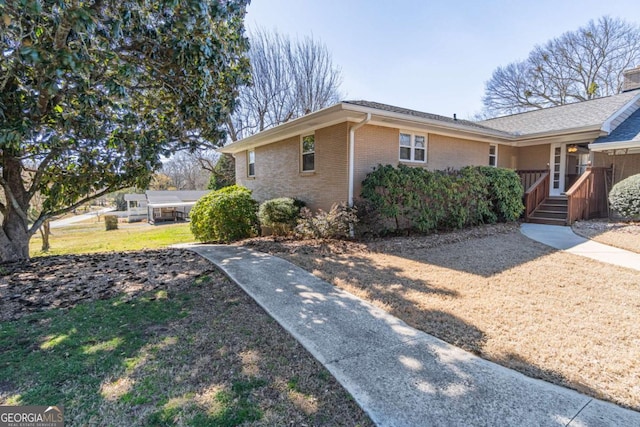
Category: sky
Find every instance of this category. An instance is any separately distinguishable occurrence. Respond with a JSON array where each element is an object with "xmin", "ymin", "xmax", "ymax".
[{"xmin": 245, "ymin": 0, "xmax": 640, "ymax": 119}]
